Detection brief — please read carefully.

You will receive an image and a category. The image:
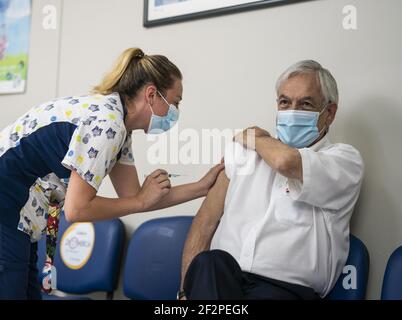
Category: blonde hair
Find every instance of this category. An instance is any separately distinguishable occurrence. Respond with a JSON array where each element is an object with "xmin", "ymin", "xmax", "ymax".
[{"xmin": 92, "ymin": 48, "xmax": 182, "ymax": 98}]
